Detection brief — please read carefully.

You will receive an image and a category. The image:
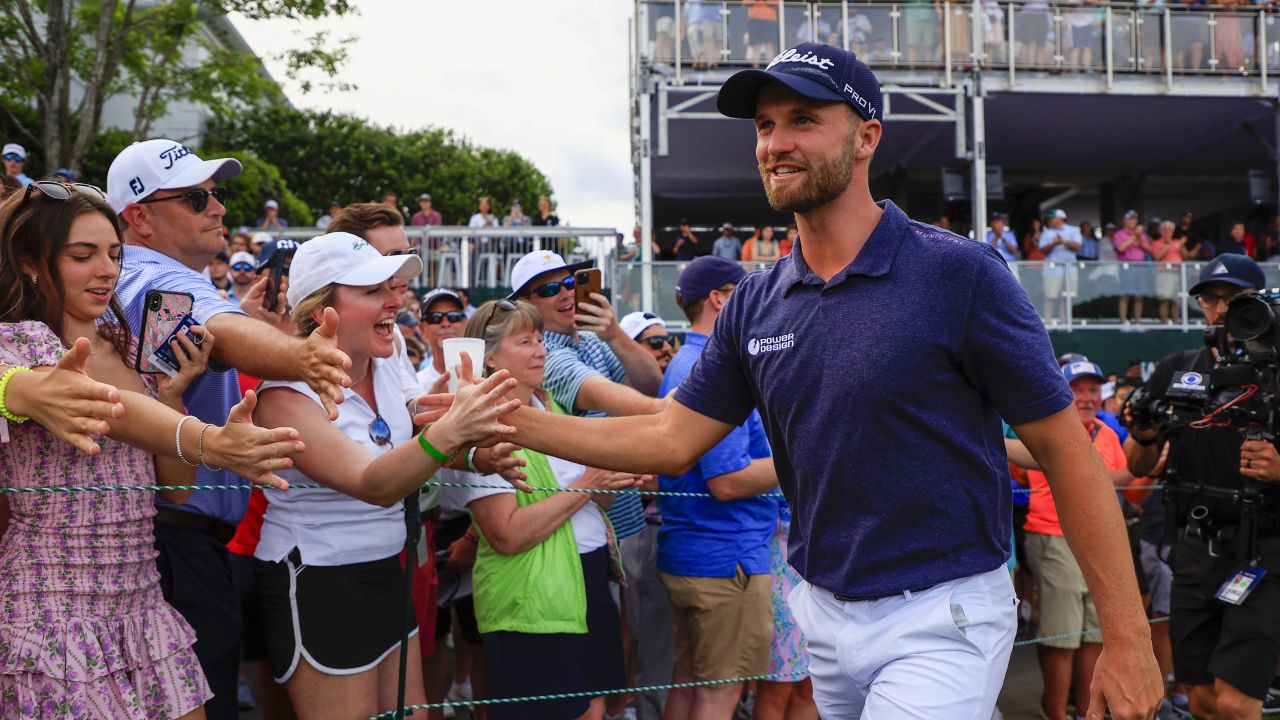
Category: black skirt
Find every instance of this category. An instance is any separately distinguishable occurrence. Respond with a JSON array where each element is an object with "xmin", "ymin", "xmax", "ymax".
[
  {"xmin": 481, "ymin": 547, "xmax": 625, "ymax": 720},
  {"xmin": 255, "ymin": 550, "xmax": 417, "ymax": 682}
]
